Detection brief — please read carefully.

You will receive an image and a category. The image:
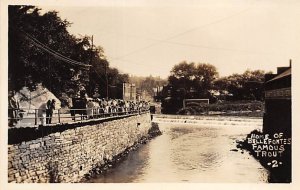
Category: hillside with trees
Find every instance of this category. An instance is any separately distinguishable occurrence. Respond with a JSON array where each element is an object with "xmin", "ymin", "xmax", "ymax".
[
  {"xmin": 168, "ymin": 61, "xmax": 219, "ymax": 99},
  {"xmin": 213, "ymin": 69, "xmax": 269, "ymax": 101},
  {"xmin": 160, "ymin": 61, "xmax": 271, "ymax": 114},
  {"xmin": 129, "ymin": 75, "xmax": 167, "ymax": 99},
  {"xmin": 8, "ymin": 5, "xmax": 129, "ymax": 105}
]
